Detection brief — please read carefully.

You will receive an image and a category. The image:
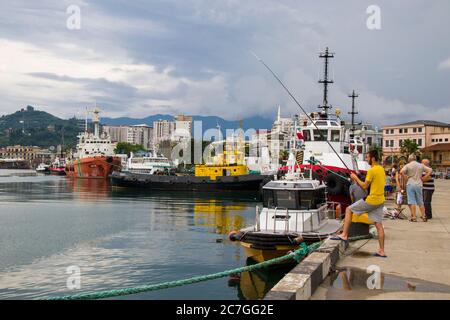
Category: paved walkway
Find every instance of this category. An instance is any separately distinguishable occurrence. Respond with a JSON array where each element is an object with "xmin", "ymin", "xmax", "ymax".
[{"xmin": 312, "ymin": 179, "xmax": 450, "ymax": 299}]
